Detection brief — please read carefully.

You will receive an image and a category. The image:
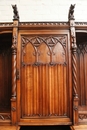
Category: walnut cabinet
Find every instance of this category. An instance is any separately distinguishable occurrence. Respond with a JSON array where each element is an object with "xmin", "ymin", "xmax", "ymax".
[{"xmin": 0, "ymin": 4, "xmax": 87, "ymax": 130}]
